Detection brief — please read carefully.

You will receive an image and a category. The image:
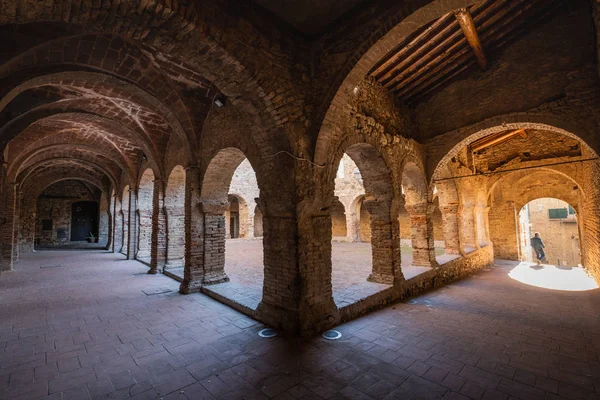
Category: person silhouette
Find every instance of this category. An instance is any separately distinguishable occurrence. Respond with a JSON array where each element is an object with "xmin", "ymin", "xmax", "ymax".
[{"xmin": 530, "ymin": 232, "xmax": 546, "ymax": 264}]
